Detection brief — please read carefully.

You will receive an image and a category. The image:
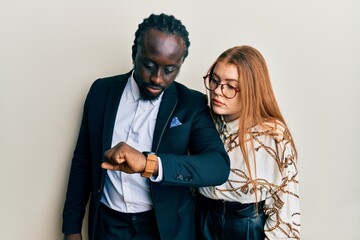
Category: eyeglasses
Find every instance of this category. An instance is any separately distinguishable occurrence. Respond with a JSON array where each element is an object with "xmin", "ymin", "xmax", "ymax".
[{"xmin": 203, "ymin": 75, "xmax": 240, "ymax": 99}]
